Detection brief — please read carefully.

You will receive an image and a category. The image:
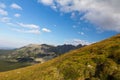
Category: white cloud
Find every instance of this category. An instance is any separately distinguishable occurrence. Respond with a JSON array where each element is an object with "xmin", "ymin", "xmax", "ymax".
[
  {"xmin": 65, "ymin": 39, "xmax": 92, "ymax": 46},
  {"xmin": 0, "ymin": 17, "xmax": 11, "ymax": 23},
  {"xmin": 38, "ymin": 0, "xmax": 54, "ymax": 5},
  {"xmin": 1, "ymin": 21, "xmax": 40, "ymax": 34},
  {"xmin": 42, "ymin": 28, "xmax": 51, "ymax": 32},
  {"xmin": 0, "ymin": 9, "xmax": 8, "ymax": 16},
  {"xmin": 0, "ymin": 3, "xmax": 8, "ymax": 16},
  {"xmin": 11, "ymin": 23, "xmax": 40, "ymax": 34},
  {"xmin": 7, "ymin": 22, "xmax": 16, "ymax": 26},
  {"xmin": 12, "ymin": 28, "xmax": 40, "ymax": 34},
  {"xmin": 51, "ymin": 5, "xmax": 57, "ymax": 11},
  {"xmin": 17, "ymin": 23, "xmax": 40, "ymax": 29},
  {"xmin": 14, "ymin": 13, "xmax": 21, "ymax": 17},
  {"xmin": 26, "ymin": 29, "xmax": 40, "ymax": 34},
  {"xmin": 0, "ymin": 3, "xmax": 6, "ymax": 8},
  {"xmin": 10, "ymin": 3, "xmax": 22, "ymax": 10},
  {"xmin": 38, "ymin": 0, "xmax": 120, "ymax": 32}
]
